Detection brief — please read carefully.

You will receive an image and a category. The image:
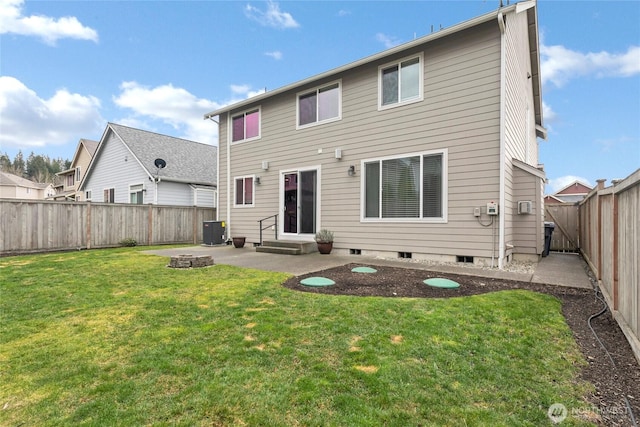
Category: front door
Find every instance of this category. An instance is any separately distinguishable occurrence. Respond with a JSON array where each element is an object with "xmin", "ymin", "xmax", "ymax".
[{"xmin": 283, "ymin": 169, "xmax": 317, "ymax": 236}]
